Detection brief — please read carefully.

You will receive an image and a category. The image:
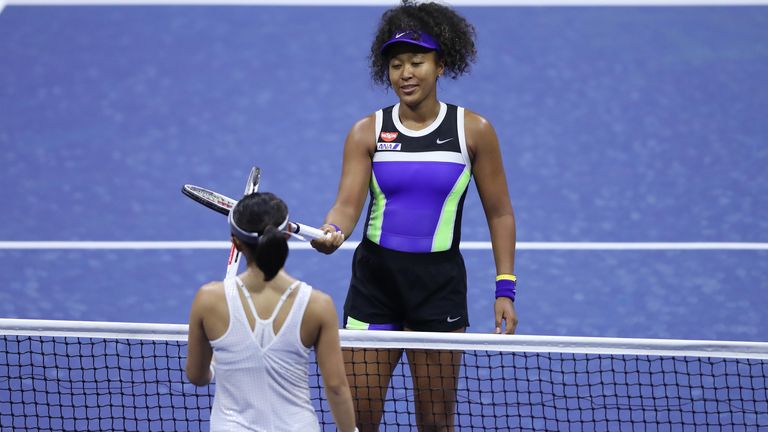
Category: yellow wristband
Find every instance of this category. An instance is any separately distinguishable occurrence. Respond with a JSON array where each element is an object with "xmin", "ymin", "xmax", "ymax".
[{"xmin": 495, "ymin": 274, "xmax": 517, "ymax": 282}]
